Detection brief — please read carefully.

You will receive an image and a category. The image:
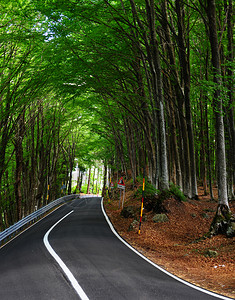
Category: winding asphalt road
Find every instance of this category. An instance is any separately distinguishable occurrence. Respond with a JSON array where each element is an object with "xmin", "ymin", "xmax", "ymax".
[{"xmin": 0, "ymin": 196, "xmax": 231, "ymax": 300}]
